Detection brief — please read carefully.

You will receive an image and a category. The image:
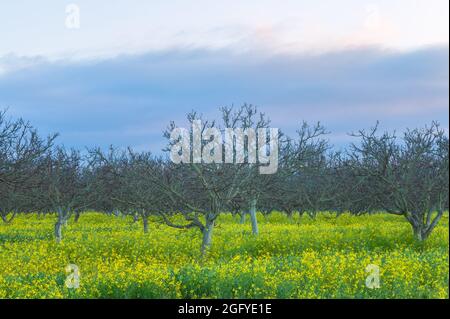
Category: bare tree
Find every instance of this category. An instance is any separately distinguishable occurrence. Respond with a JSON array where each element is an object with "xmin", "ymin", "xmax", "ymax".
[
  {"xmin": 153, "ymin": 105, "xmax": 275, "ymax": 254},
  {"xmin": 221, "ymin": 104, "xmax": 278, "ymax": 235},
  {"xmin": 0, "ymin": 110, "xmax": 56, "ymax": 223},
  {"xmin": 36, "ymin": 147, "xmax": 94, "ymax": 242},
  {"xmin": 269, "ymin": 122, "xmax": 341, "ymax": 219},
  {"xmin": 348, "ymin": 122, "xmax": 449, "ymax": 241},
  {"xmin": 3, "ymin": 107, "xmax": 448, "ymax": 247}
]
